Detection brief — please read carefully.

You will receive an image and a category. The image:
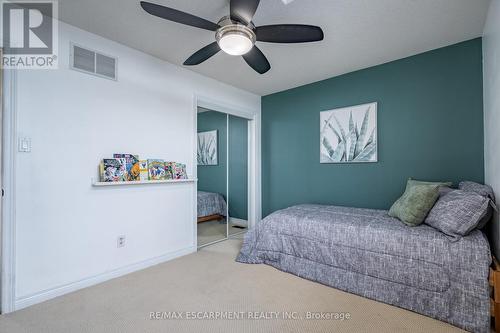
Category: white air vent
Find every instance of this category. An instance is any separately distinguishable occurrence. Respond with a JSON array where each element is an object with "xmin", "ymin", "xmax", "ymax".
[{"xmin": 70, "ymin": 44, "xmax": 117, "ymax": 80}]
